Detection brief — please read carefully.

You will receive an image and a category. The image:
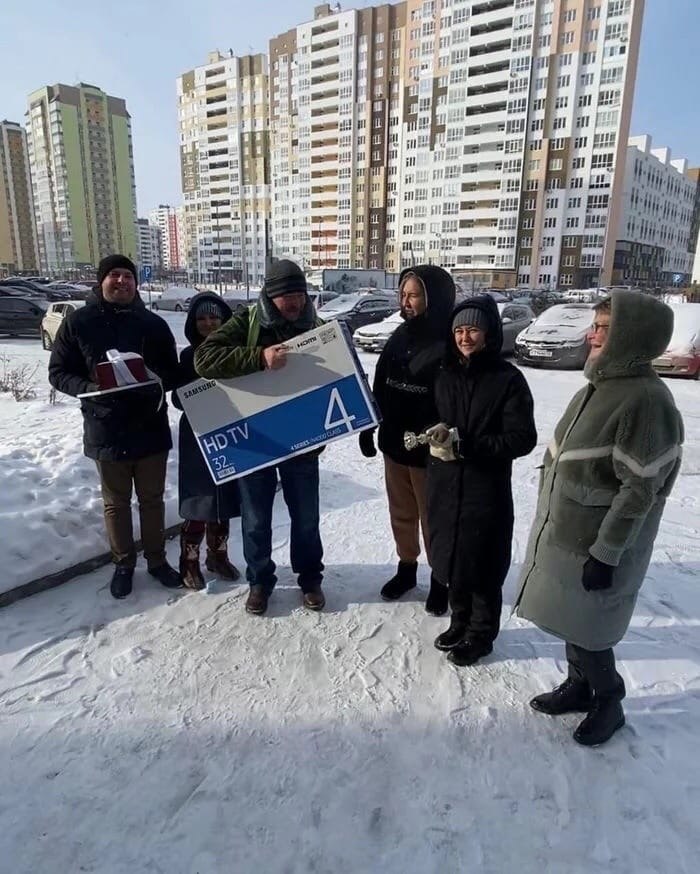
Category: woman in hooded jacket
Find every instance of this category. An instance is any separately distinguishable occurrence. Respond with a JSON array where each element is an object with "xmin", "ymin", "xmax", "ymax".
[
  {"xmin": 359, "ymin": 265, "xmax": 455, "ymax": 613},
  {"xmin": 426, "ymin": 295, "xmax": 537, "ymax": 666},
  {"xmin": 173, "ymin": 293, "xmax": 241, "ymax": 589}
]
